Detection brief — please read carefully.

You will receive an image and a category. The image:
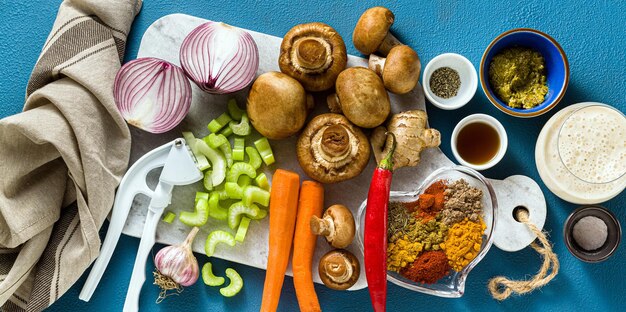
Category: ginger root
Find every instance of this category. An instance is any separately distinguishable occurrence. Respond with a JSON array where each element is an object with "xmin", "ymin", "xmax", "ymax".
[{"xmin": 371, "ymin": 110, "xmax": 441, "ymax": 169}]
